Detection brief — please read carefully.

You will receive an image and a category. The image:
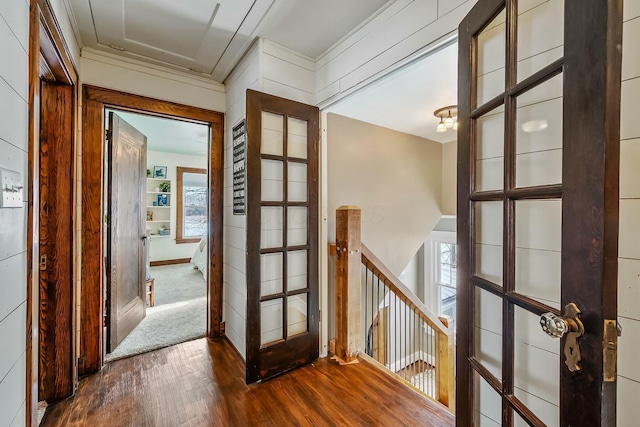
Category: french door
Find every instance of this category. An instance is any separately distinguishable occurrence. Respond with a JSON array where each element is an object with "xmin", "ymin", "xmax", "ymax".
[
  {"xmin": 245, "ymin": 89, "xmax": 320, "ymax": 383},
  {"xmin": 457, "ymin": 1, "xmax": 622, "ymax": 426}
]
